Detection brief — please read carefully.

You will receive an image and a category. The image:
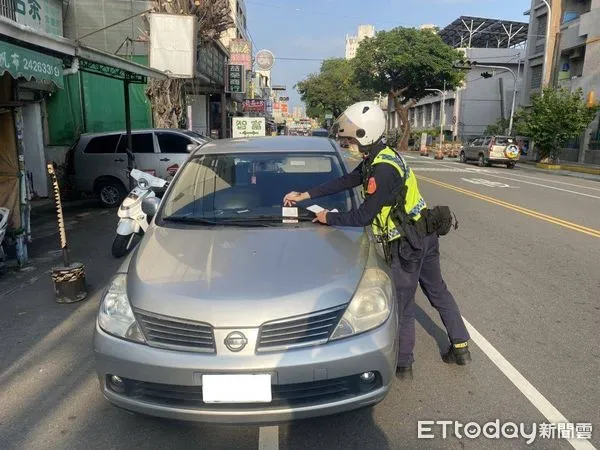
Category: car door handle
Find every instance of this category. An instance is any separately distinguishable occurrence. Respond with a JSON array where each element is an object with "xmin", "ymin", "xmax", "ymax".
[
  {"xmin": 160, "ymin": 158, "xmax": 170, "ymax": 161},
  {"xmin": 114, "ymin": 158, "xmax": 125, "ymax": 162}
]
